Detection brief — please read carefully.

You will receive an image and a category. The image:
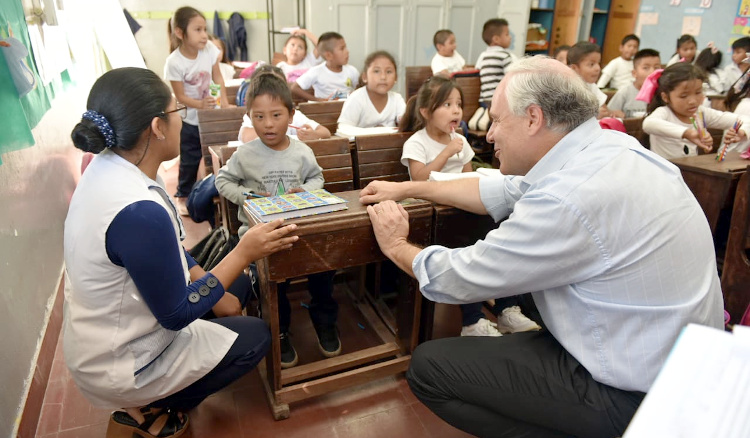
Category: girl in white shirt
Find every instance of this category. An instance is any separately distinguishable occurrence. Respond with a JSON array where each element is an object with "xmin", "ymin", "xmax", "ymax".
[
  {"xmin": 642, "ymin": 63, "xmax": 749, "ymax": 160},
  {"xmin": 400, "ymin": 76, "xmax": 541, "ymax": 337},
  {"xmin": 666, "ymin": 34, "xmax": 697, "ymax": 67},
  {"xmin": 337, "ymin": 51, "xmax": 406, "ymax": 129},
  {"xmin": 275, "ymin": 29, "xmax": 321, "ymax": 79},
  {"xmin": 725, "ymin": 69, "xmax": 750, "ymax": 152}
]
